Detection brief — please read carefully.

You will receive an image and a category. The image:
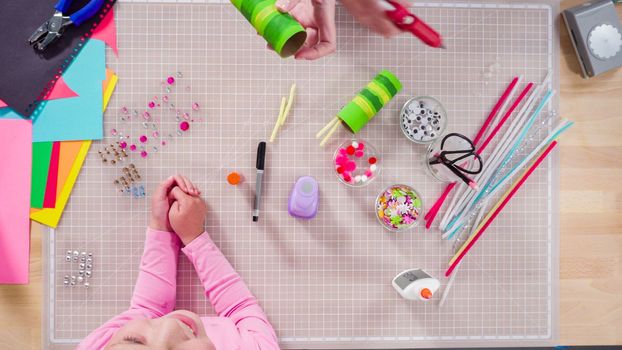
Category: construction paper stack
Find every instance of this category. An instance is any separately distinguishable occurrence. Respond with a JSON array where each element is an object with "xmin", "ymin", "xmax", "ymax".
[{"xmin": 0, "ymin": 8, "xmax": 119, "ymax": 284}]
